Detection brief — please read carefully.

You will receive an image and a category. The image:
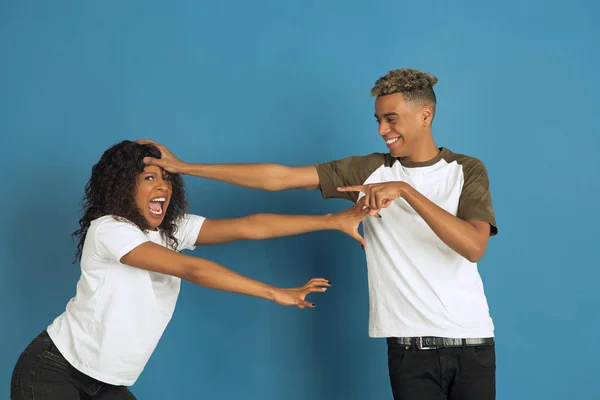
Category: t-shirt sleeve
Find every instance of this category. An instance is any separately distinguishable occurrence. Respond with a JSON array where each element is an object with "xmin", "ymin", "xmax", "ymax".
[
  {"xmin": 314, "ymin": 154, "xmax": 383, "ymax": 203},
  {"xmin": 458, "ymin": 160, "xmax": 498, "ymax": 236},
  {"xmin": 174, "ymin": 214, "xmax": 206, "ymax": 251},
  {"xmin": 94, "ymin": 217, "xmax": 151, "ymax": 263}
]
